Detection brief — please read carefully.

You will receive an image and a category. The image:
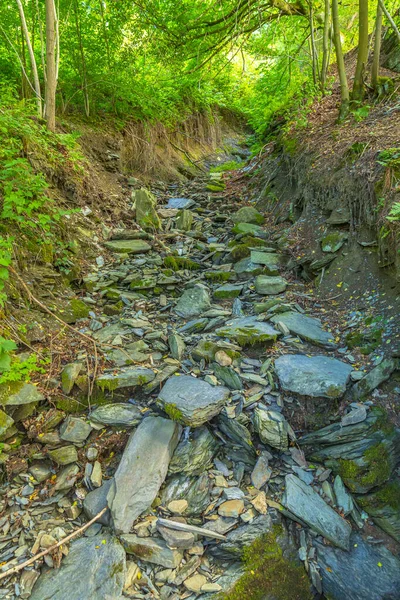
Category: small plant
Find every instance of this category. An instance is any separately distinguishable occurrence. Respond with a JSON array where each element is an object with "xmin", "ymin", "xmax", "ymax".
[
  {"xmin": 351, "ymin": 104, "xmax": 371, "ymax": 122},
  {"xmin": 0, "ymin": 337, "xmax": 17, "ymax": 371},
  {"xmin": 210, "ymin": 159, "xmax": 245, "ymax": 173},
  {"xmin": 386, "ymin": 202, "xmax": 400, "ymax": 223}
]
